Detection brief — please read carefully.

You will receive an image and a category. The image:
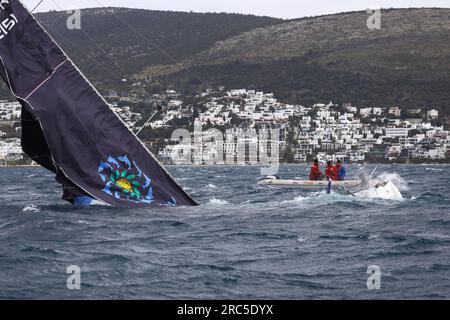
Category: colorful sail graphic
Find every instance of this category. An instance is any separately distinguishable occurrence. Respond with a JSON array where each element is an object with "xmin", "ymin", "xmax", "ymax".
[{"xmin": 0, "ymin": 1, "xmax": 197, "ymax": 207}]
